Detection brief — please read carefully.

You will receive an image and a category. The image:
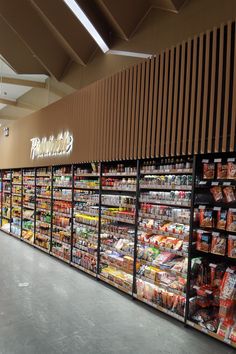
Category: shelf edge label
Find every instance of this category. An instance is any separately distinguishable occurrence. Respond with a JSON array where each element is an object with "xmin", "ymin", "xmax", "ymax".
[{"xmin": 30, "ymin": 132, "xmax": 73, "ymax": 160}]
